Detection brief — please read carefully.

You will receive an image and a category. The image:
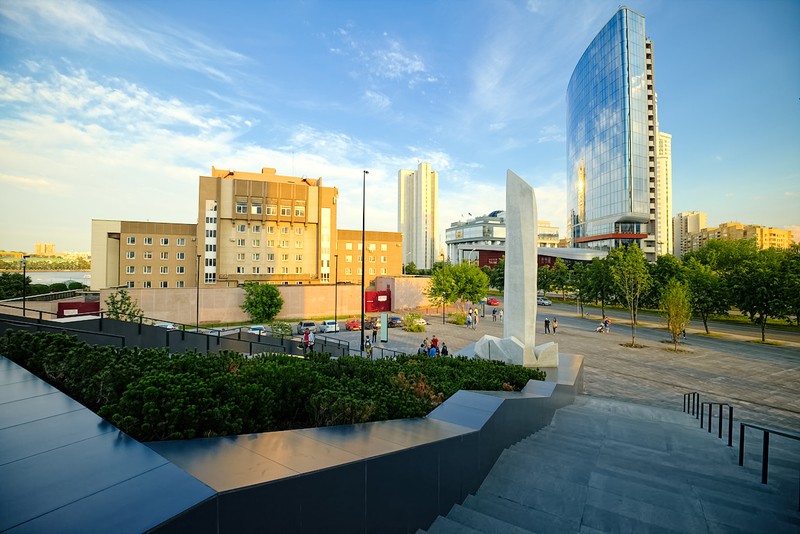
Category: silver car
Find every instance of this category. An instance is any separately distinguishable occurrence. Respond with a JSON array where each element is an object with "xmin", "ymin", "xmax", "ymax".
[{"xmin": 296, "ymin": 321, "xmax": 318, "ymax": 334}]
